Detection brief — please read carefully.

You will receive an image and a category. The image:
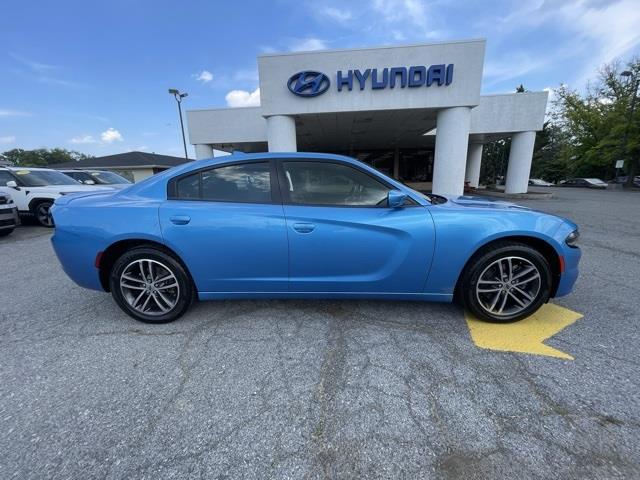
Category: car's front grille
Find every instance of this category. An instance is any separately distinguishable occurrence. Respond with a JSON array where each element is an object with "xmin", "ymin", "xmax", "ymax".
[
  {"xmin": 0, "ymin": 218, "xmax": 15, "ymax": 227},
  {"xmin": 0, "ymin": 197, "xmax": 8, "ymax": 205},
  {"xmin": 0, "ymin": 207, "xmax": 15, "ymax": 215}
]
